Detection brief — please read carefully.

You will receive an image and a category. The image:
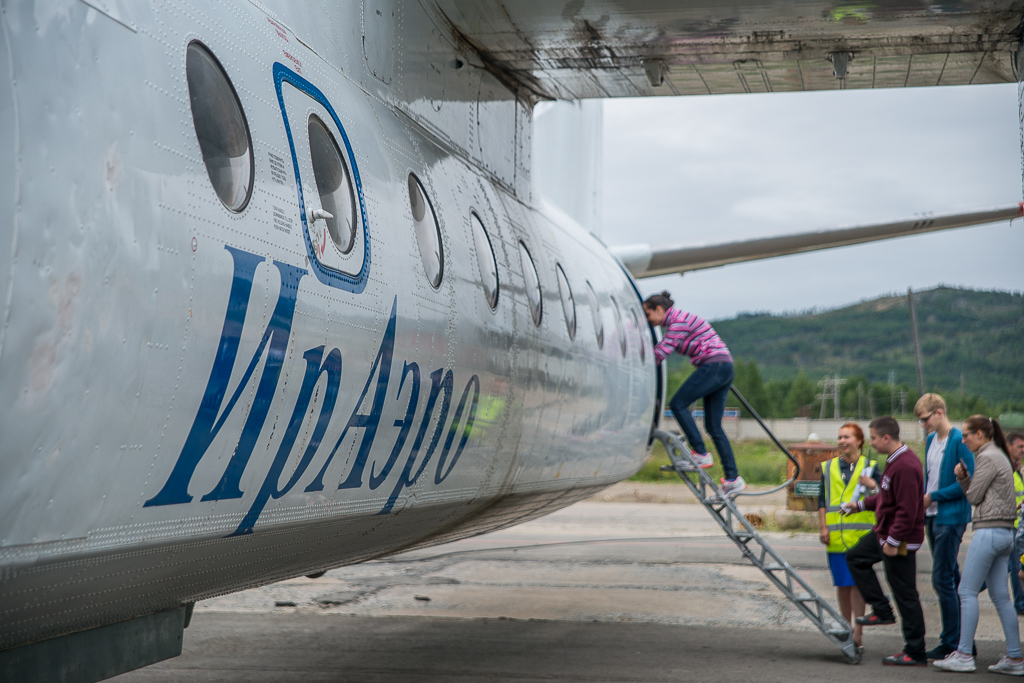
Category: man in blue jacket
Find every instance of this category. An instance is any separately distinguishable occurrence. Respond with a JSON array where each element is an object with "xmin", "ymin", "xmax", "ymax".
[{"xmin": 915, "ymin": 393, "xmax": 974, "ymax": 661}]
